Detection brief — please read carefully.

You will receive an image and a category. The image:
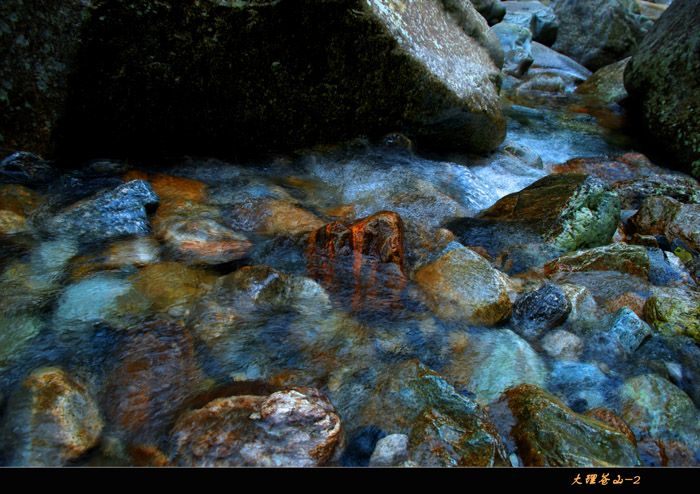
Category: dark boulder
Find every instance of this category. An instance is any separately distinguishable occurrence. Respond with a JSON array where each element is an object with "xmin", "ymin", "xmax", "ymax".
[
  {"xmin": 0, "ymin": 0, "xmax": 93, "ymax": 157},
  {"xmin": 54, "ymin": 0, "xmax": 506, "ymax": 159}
]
